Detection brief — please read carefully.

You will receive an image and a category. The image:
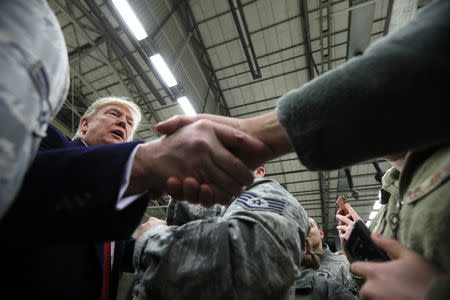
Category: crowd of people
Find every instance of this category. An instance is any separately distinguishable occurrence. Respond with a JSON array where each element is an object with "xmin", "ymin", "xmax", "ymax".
[{"xmin": 0, "ymin": 0, "xmax": 449, "ymax": 299}]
